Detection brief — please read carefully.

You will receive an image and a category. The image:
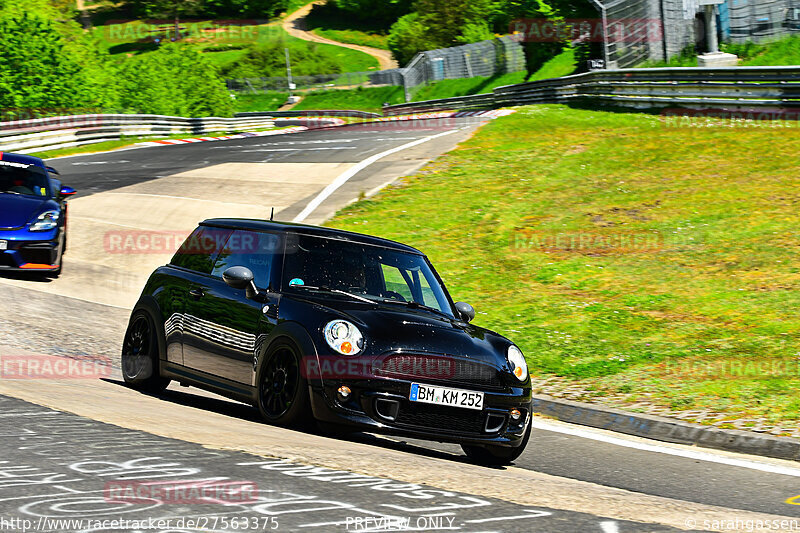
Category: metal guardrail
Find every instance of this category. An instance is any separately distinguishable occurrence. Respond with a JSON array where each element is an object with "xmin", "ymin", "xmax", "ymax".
[
  {"xmin": 235, "ymin": 110, "xmax": 380, "ymax": 119},
  {"xmin": 0, "ymin": 113, "xmax": 346, "ymax": 154},
  {"xmin": 383, "ymin": 66, "xmax": 800, "ymax": 115}
]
